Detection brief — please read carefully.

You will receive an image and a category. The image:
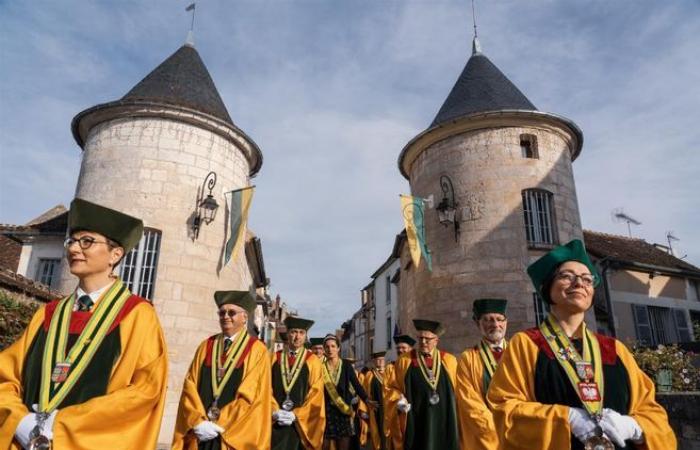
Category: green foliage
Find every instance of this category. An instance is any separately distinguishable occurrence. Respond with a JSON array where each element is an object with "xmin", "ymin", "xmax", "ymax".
[
  {"xmin": 0, "ymin": 291, "xmax": 39, "ymax": 350},
  {"xmin": 632, "ymin": 343, "xmax": 700, "ymax": 392}
]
